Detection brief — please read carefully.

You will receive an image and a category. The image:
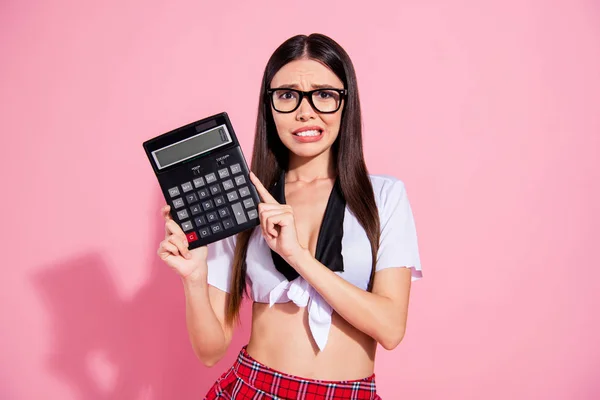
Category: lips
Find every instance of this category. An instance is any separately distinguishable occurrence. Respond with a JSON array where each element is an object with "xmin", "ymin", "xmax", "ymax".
[
  {"xmin": 292, "ymin": 126, "xmax": 324, "ymax": 137},
  {"xmin": 291, "ymin": 126, "xmax": 325, "ymax": 143}
]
